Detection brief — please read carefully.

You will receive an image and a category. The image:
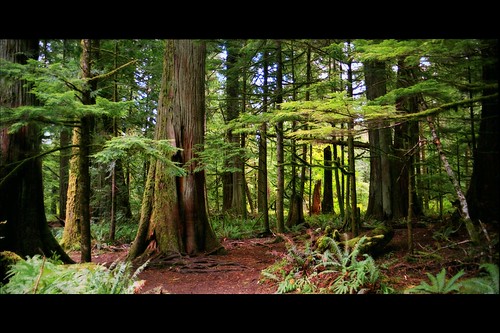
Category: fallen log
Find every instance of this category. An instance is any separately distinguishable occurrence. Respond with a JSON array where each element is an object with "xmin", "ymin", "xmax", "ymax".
[{"xmin": 315, "ymin": 224, "xmax": 394, "ymax": 256}]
